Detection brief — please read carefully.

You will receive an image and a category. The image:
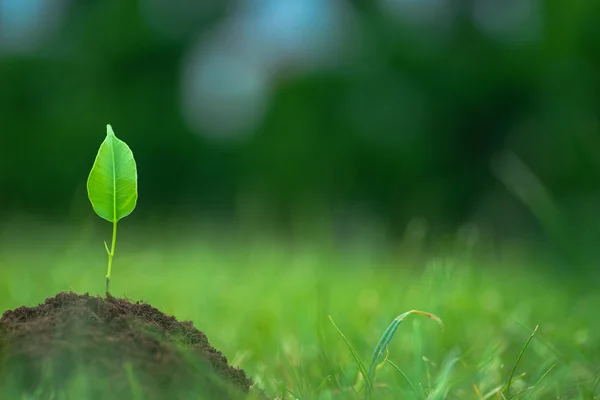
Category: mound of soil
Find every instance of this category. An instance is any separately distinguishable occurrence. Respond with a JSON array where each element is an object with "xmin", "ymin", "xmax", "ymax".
[{"xmin": 0, "ymin": 292, "xmax": 261, "ymax": 399}]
